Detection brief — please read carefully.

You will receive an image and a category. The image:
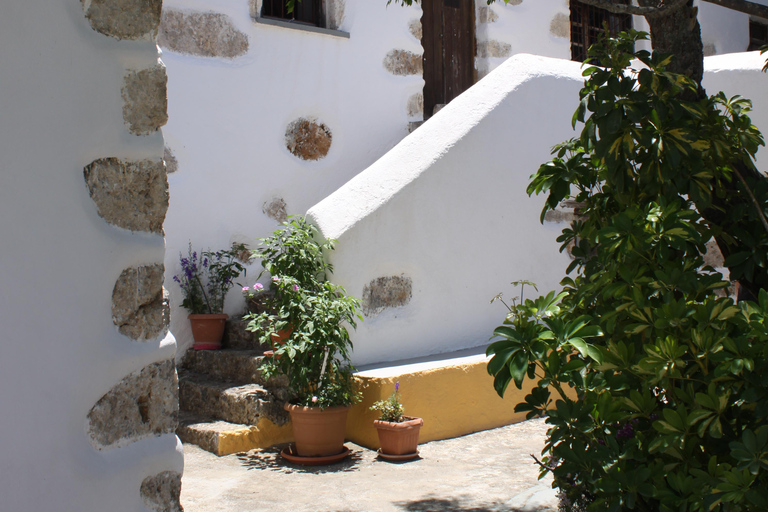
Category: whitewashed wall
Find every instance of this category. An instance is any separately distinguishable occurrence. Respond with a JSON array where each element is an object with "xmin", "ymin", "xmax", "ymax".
[
  {"xmin": 0, "ymin": 1, "xmax": 181, "ymax": 511},
  {"xmin": 161, "ymin": 0, "xmax": 424, "ymax": 355},
  {"xmin": 307, "ymin": 51, "xmax": 768, "ymax": 367}
]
